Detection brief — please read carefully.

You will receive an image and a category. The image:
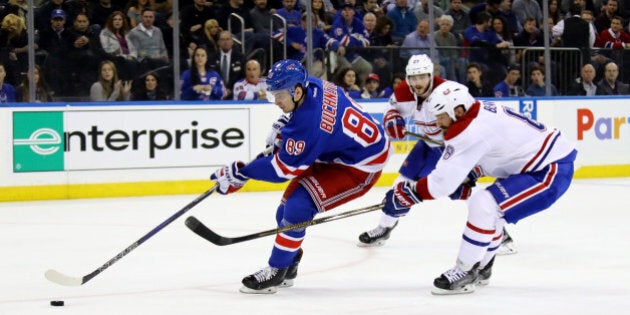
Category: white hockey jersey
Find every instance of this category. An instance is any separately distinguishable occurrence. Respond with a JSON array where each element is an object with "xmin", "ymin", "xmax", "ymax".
[
  {"xmin": 417, "ymin": 100, "xmax": 576, "ymax": 199},
  {"xmin": 385, "ymin": 77, "xmax": 446, "ymax": 146},
  {"xmin": 232, "ymin": 78, "xmax": 268, "ymax": 100}
]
